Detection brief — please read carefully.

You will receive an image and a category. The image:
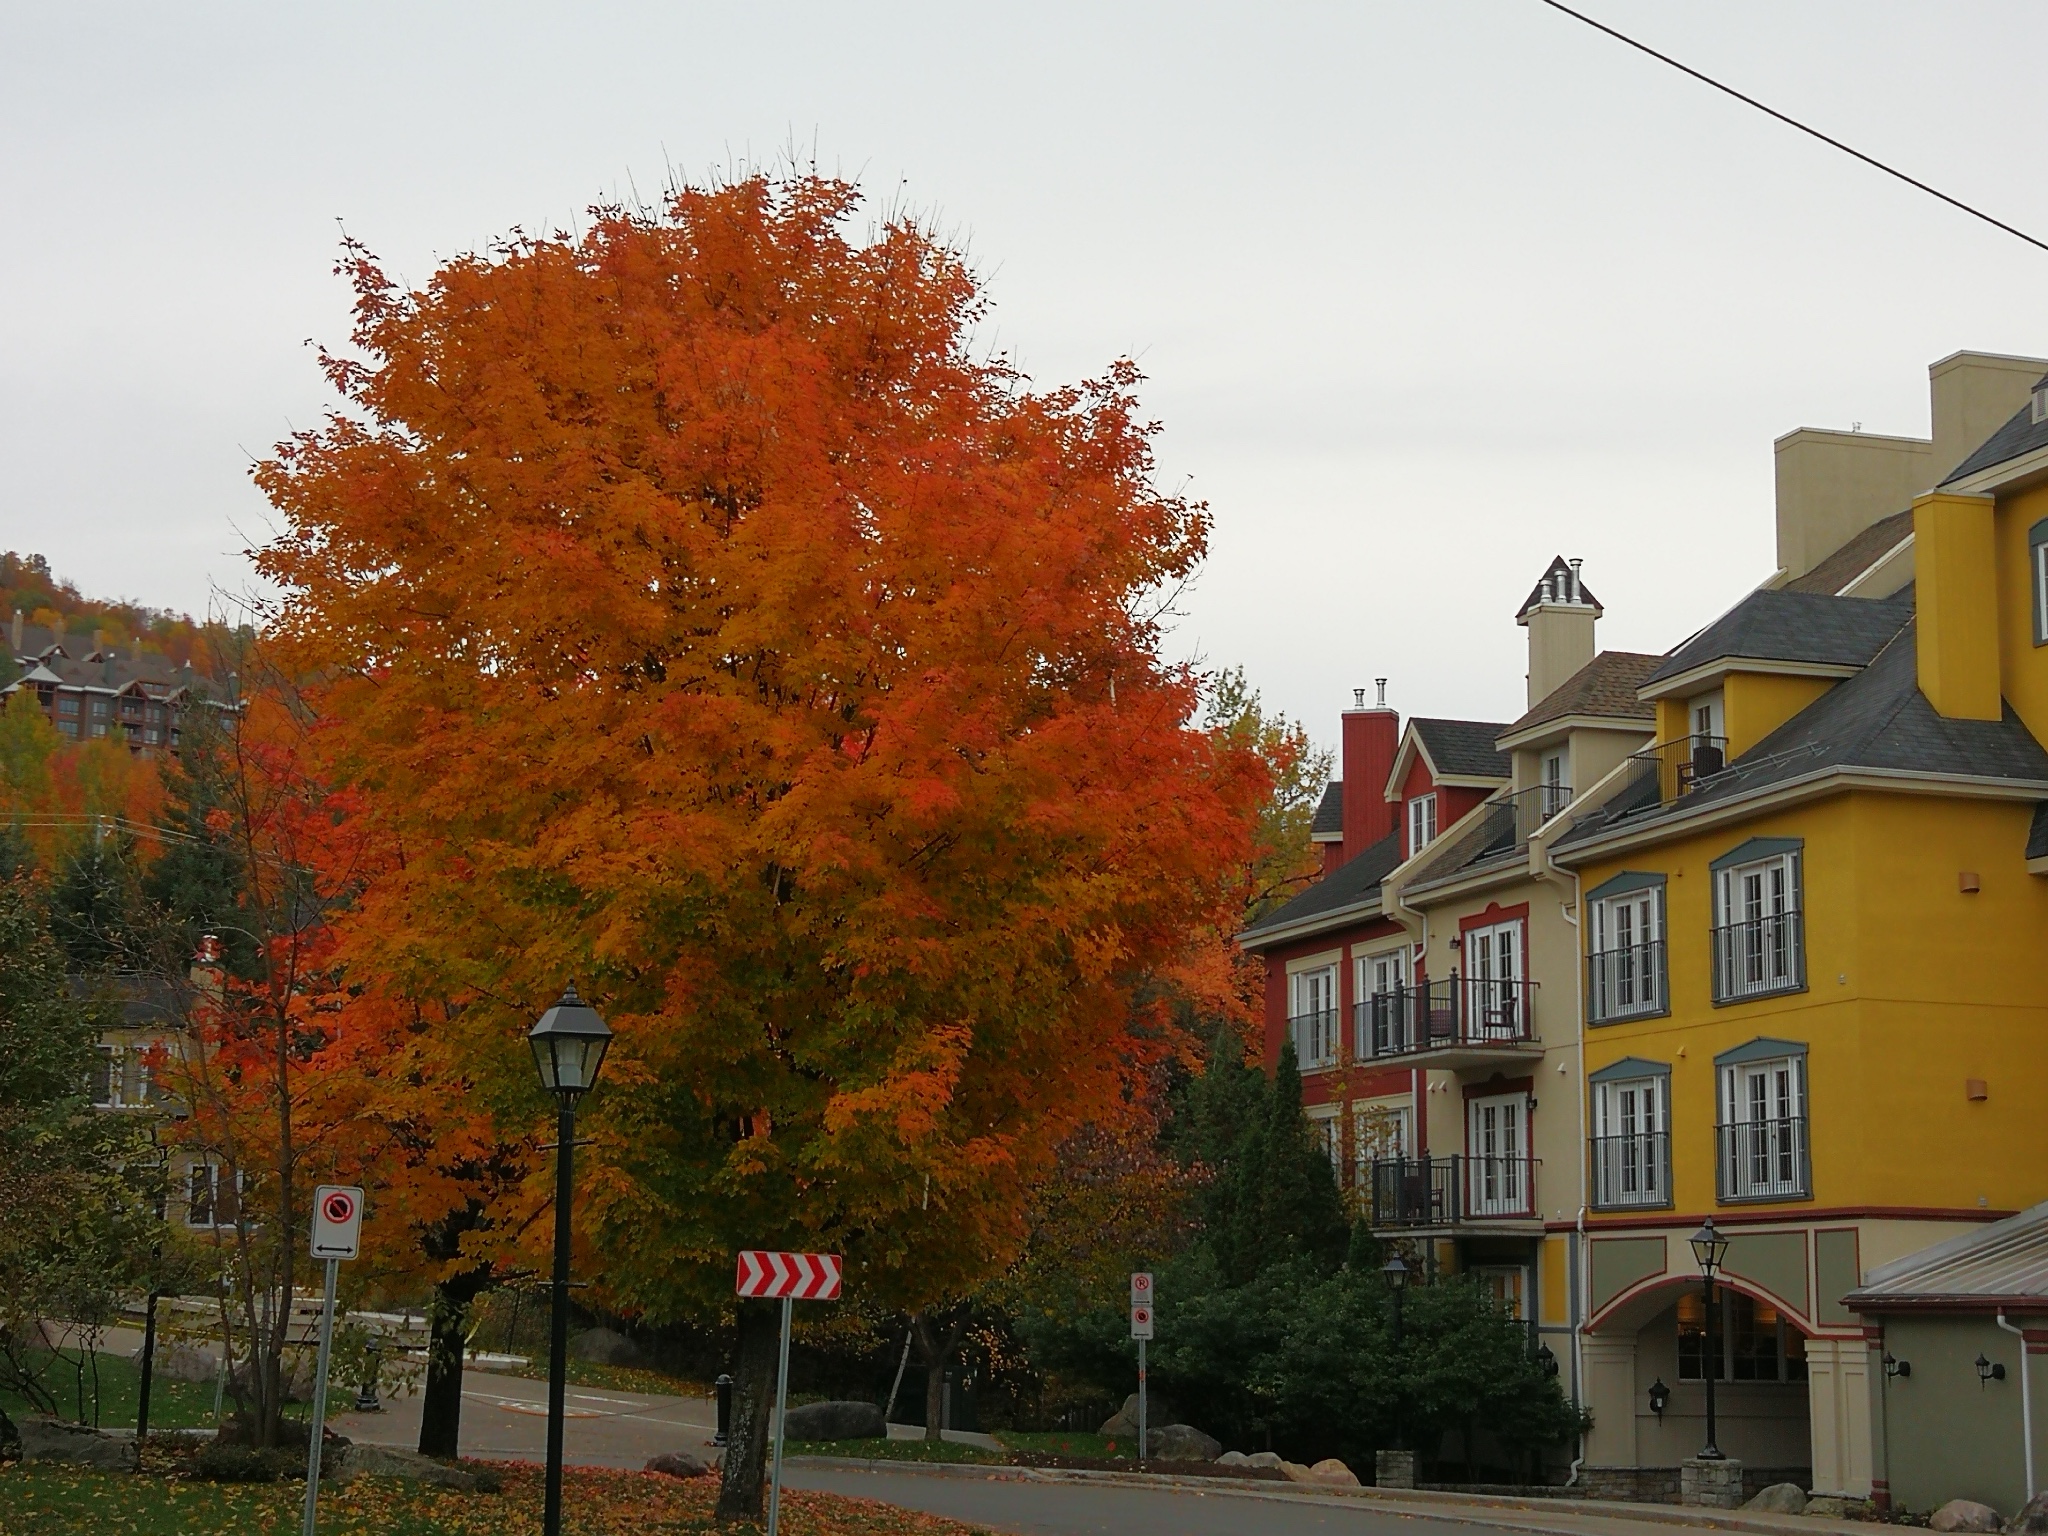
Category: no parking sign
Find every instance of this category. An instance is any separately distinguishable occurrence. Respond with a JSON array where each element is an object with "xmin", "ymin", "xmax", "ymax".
[{"xmin": 310, "ymin": 1185, "xmax": 363, "ymax": 1261}]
